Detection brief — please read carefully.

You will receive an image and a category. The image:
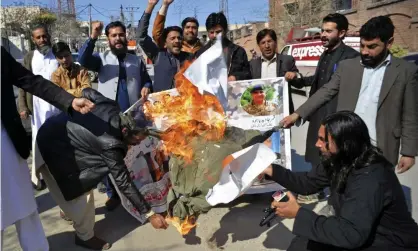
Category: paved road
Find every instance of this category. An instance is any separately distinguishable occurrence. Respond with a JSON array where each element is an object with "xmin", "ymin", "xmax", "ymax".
[{"xmin": 3, "ymin": 94, "xmax": 416, "ymax": 251}]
